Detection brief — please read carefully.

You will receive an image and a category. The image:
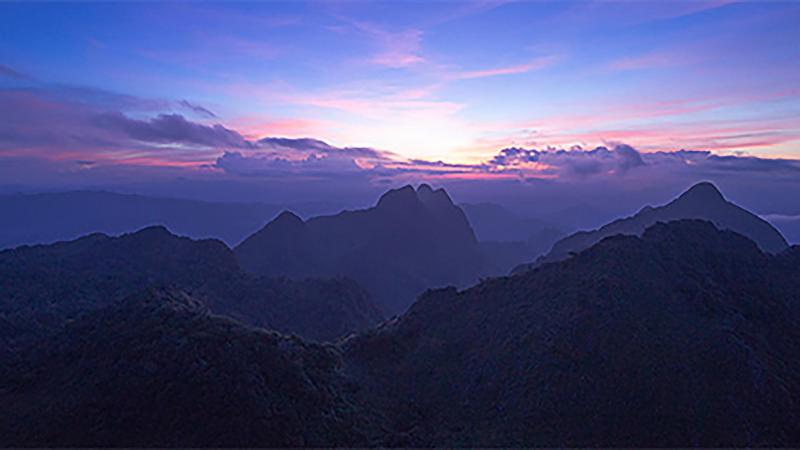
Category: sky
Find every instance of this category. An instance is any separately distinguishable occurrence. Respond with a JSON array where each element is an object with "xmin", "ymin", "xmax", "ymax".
[{"xmin": 1, "ymin": 1, "xmax": 800, "ymax": 221}]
